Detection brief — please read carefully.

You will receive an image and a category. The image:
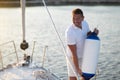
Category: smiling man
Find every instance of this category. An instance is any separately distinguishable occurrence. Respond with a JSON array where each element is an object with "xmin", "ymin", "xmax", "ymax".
[{"xmin": 65, "ymin": 8, "xmax": 91, "ymax": 80}]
